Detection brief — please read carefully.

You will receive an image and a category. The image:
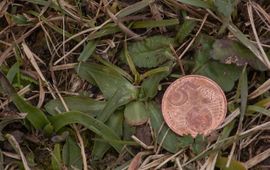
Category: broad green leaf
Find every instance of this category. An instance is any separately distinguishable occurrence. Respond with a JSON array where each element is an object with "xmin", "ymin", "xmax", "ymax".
[
  {"xmin": 212, "ymin": 39, "xmax": 267, "ymax": 71},
  {"xmin": 76, "ymin": 62, "xmax": 137, "ymax": 99},
  {"xmin": 140, "ymin": 65, "xmax": 171, "ymax": 100},
  {"xmin": 147, "ymin": 102, "xmax": 193, "ymax": 153},
  {"xmin": 176, "ymin": 0, "xmax": 212, "ymax": 9},
  {"xmin": 62, "ymin": 137, "xmax": 82, "ymax": 170},
  {"xmin": 194, "ymin": 35, "xmax": 241, "ymax": 91},
  {"xmin": 215, "ymin": 157, "xmax": 246, "ymax": 170},
  {"xmin": 97, "ymin": 87, "xmax": 136, "ymax": 122},
  {"xmin": 196, "ymin": 62, "xmax": 241, "ymax": 91},
  {"xmin": 92, "ymin": 111, "xmax": 123, "ymax": 160},
  {"xmin": 176, "ymin": 20, "xmax": 196, "ymax": 44},
  {"xmin": 94, "ymin": 56, "xmax": 133, "ymax": 82},
  {"xmin": 45, "ymin": 96, "xmax": 106, "ymax": 115},
  {"xmin": 0, "ymin": 71, "xmax": 52, "ymax": 131},
  {"xmin": 191, "ymin": 135, "xmax": 207, "ymax": 154},
  {"xmin": 214, "ymin": 0, "xmax": 235, "ymax": 17},
  {"xmin": 124, "ymin": 101, "xmax": 149, "ymax": 126},
  {"xmin": 78, "ymin": 41, "xmax": 97, "ymax": 62},
  {"xmin": 7, "ymin": 62, "xmax": 20, "ymax": 83},
  {"xmin": 76, "ymin": 62, "xmax": 137, "ymax": 122},
  {"xmin": 120, "ymin": 36, "xmax": 175, "ymax": 68},
  {"xmin": 51, "ymin": 144, "xmax": 62, "ymax": 170},
  {"xmin": 49, "ymin": 111, "xmax": 123, "ymax": 152}
]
